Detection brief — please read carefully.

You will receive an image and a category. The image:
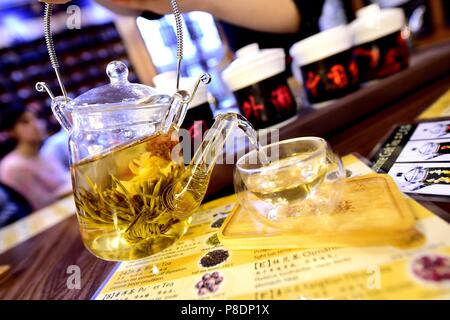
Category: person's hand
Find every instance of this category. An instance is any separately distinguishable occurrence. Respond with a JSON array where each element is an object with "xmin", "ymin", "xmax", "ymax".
[
  {"xmin": 96, "ymin": 0, "xmax": 198, "ymax": 16},
  {"xmin": 95, "ymin": 0, "xmax": 145, "ymax": 16},
  {"xmin": 39, "ymin": 0, "xmax": 72, "ymax": 4}
]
